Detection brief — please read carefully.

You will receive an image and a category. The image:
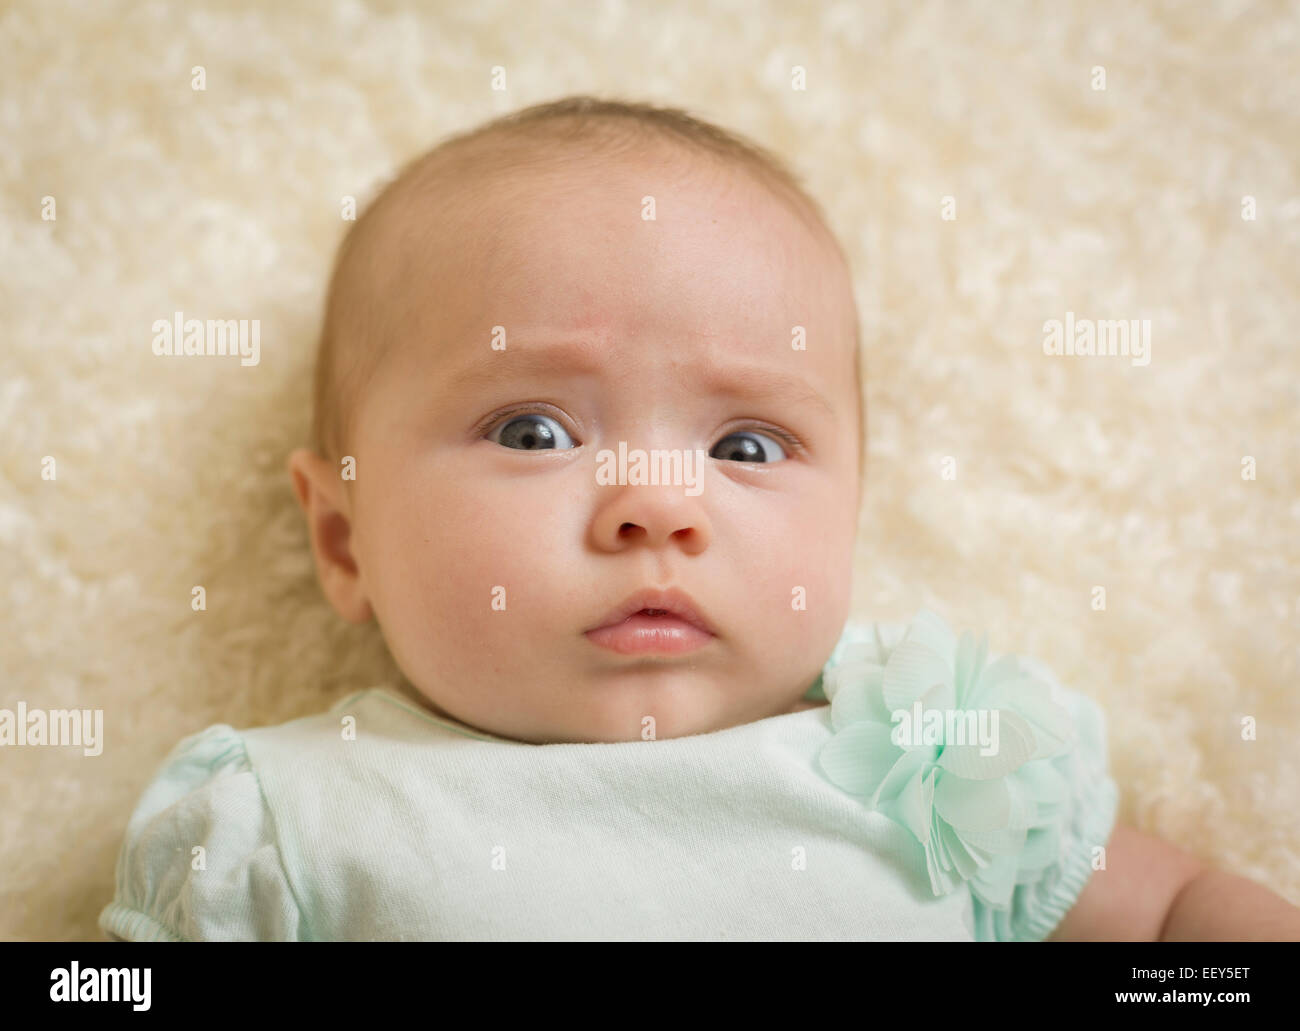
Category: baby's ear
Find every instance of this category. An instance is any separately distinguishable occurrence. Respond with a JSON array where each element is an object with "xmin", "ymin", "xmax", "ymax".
[{"xmin": 287, "ymin": 448, "xmax": 373, "ymax": 624}]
